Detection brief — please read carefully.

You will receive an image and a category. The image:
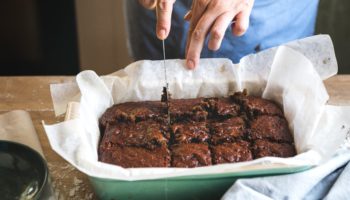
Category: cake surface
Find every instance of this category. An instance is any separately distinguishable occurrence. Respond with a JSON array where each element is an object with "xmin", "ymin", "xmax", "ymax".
[
  {"xmin": 171, "ymin": 143, "xmax": 212, "ymax": 168},
  {"xmin": 98, "ymin": 92, "xmax": 296, "ymax": 168},
  {"xmin": 99, "ymin": 145, "xmax": 170, "ymax": 168},
  {"xmin": 232, "ymin": 93, "xmax": 283, "ymax": 117},
  {"xmin": 99, "ymin": 101, "xmax": 167, "ymax": 126},
  {"xmin": 171, "ymin": 121, "xmax": 209, "ymax": 144},
  {"xmin": 249, "ymin": 115, "xmax": 293, "ymax": 143},
  {"xmin": 101, "ymin": 121, "xmax": 168, "ymax": 150},
  {"xmin": 210, "ymin": 117, "xmax": 246, "ymax": 145},
  {"xmin": 211, "ymin": 141, "xmax": 253, "ymax": 164},
  {"xmin": 252, "ymin": 139, "xmax": 296, "ymax": 158},
  {"xmin": 169, "ymin": 98, "xmax": 209, "ymax": 122}
]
